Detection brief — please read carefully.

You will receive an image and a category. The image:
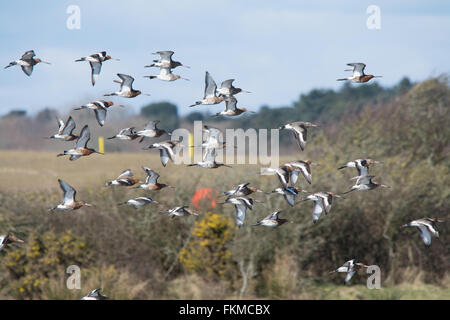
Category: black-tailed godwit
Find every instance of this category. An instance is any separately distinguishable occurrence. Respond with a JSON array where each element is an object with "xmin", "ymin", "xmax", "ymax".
[
  {"xmin": 47, "ymin": 116, "xmax": 78, "ymax": 141},
  {"xmin": 57, "ymin": 125, "xmax": 103, "ymax": 160},
  {"xmin": 74, "ymin": 100, "xmax": 123, "ymax": 127},
  {"xmin": 49, "ymin": 179, "xmax": 93, "ymax": 211},
  {"xmin": 81, "ymin": 288, "xmax": 109, "ymax": 300},
  {"xmin": 337, "ymin": 63, "xmax": 382, "ymax": 83},
  {"xmin": 330, "ymin": 259, "xmax": 369, "ymax": 285},
  {"xmin": 189, "ymin": 71, "xmax": 224, "ymax": 107},
  {"xmin": 252, "ymin": 211, "xmax": 290, "ymax": 228},
  {"xmin": 118, "ymin": 197, "xmax": 158, "ymax": 209},
  {"xmin": 105, "ymin": 169, "xmax": 140, "ymax": 187},
  {"xmin": 105, "ymin": 73, "xmax": 149, "ymax": 98},
  {"xmin": 278, "ymin": 121, "xmax": 319, "ymax": 151},
  {"xmin": 75, "ymin": 51, "xmax": 119, "ymax": 86},
  {"xmin": 145, "ymin": 51, "xmax": 190, "ymax": 69},
  {"xmin": 5, "ymin": 50, "xmax": 50, "ymax": 76},
  {"xmin": 160, "ymin": 206, "xmax": 199, "ymax": 219},
  {"xmin": 401, "ymin": 218, "xmax": 443, "ymax": 246},
  {"xmin": 0, "ymin": 234, "xmax": 24, "ymax": 251}
]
